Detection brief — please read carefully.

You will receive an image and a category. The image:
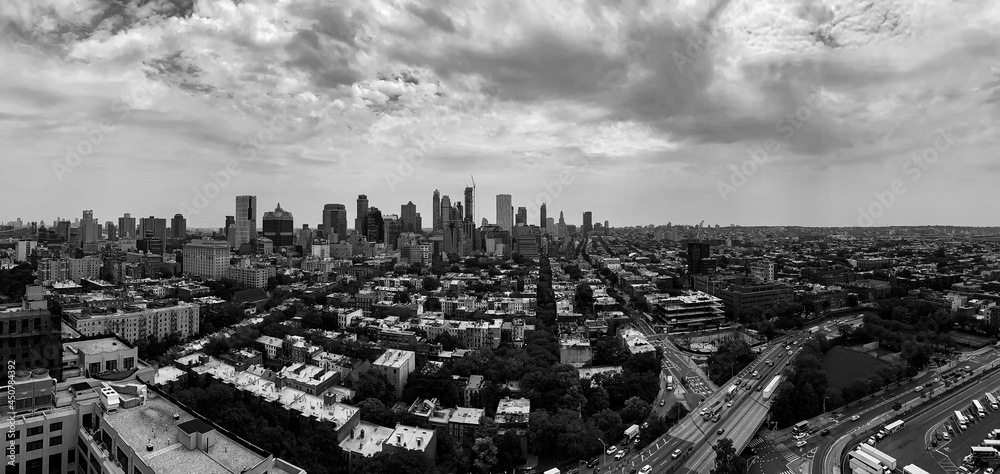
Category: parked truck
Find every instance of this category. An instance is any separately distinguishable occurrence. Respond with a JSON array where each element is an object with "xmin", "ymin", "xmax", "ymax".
[
  {"xmin": 858, "ymin": 443, "xmax": 897, "ymax": 470},
  {"xmin": 884, "ymin": 420, "xmax": 904, "ymax": 435},
  {"xmin": 955, "ymin": 410, "xmax": 968, "ymax": 430},
  {"xmin": 902, "ymin": 464, "xmax": 931, "ymax": 474},
  {"xmin": 850, "ymin": 449, "xmax": 889, "ymax": 474},
  {"xmin": 974, "ymin": 400, "xmax": 986, "ymax": 418},
  {"xmin": 762, "ymin": 375, "xmax": 782, "ymax": 400},
  {"xmin": 987, "ymin": 392, "xmax": 999, "ymax": 410}
]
